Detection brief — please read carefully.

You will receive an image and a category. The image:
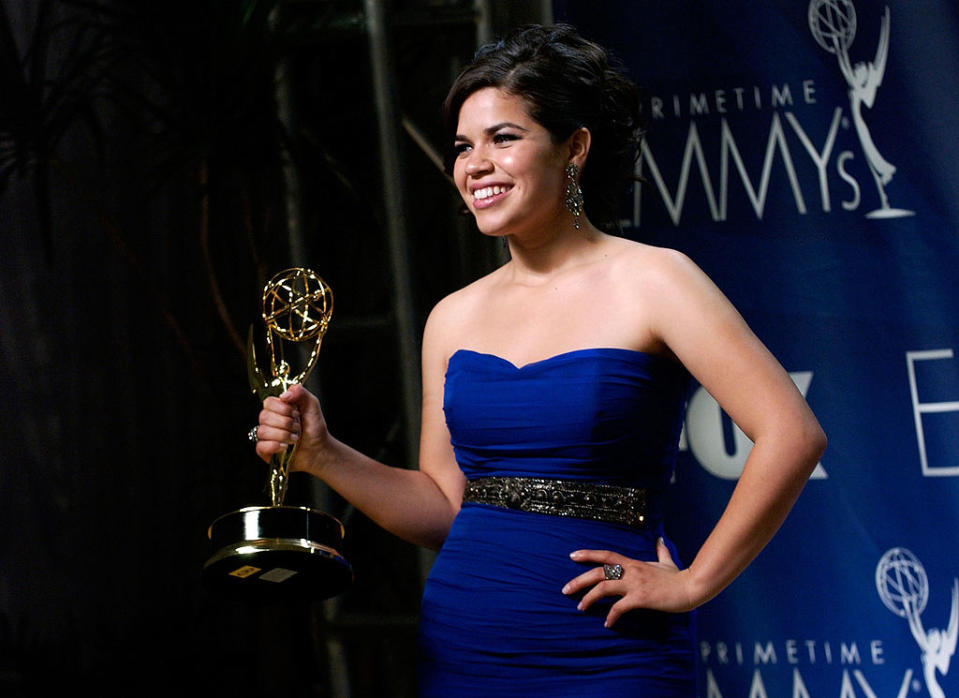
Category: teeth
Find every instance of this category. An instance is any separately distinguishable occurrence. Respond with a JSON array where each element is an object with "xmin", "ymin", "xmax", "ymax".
[{"xmin": 474, "ymin": 185, "xmax": 507, "ymax": 200}]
